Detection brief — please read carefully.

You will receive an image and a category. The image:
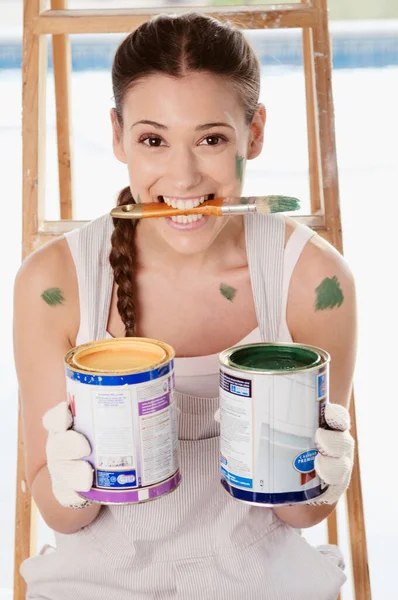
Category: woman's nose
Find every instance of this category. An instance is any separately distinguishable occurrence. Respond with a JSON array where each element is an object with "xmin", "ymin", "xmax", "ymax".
[{"xmin": 166, "ymin": 146, "xmax": 202, "ymax": 192}]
